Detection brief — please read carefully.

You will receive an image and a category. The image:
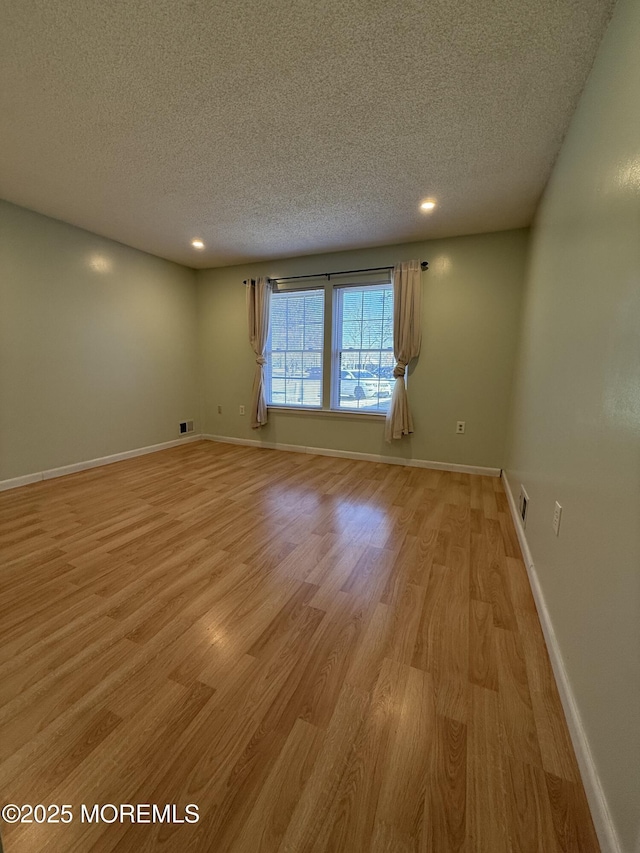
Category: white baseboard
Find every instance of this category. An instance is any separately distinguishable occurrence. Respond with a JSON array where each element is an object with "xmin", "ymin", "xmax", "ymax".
[
  {"xmin": 501, "ymin": 471, "xmax": 620, "ymax": 853},
  {"xmin": 0, "ymin": 472, "xmax": 44, "ymax": 492},
  {"xmin": 0, "ymin": 434, "xmax": 202, "ymax": 493},
  {"xmin": 203, "ymin": 433, "xmax": 501, "ymax": 477}
]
